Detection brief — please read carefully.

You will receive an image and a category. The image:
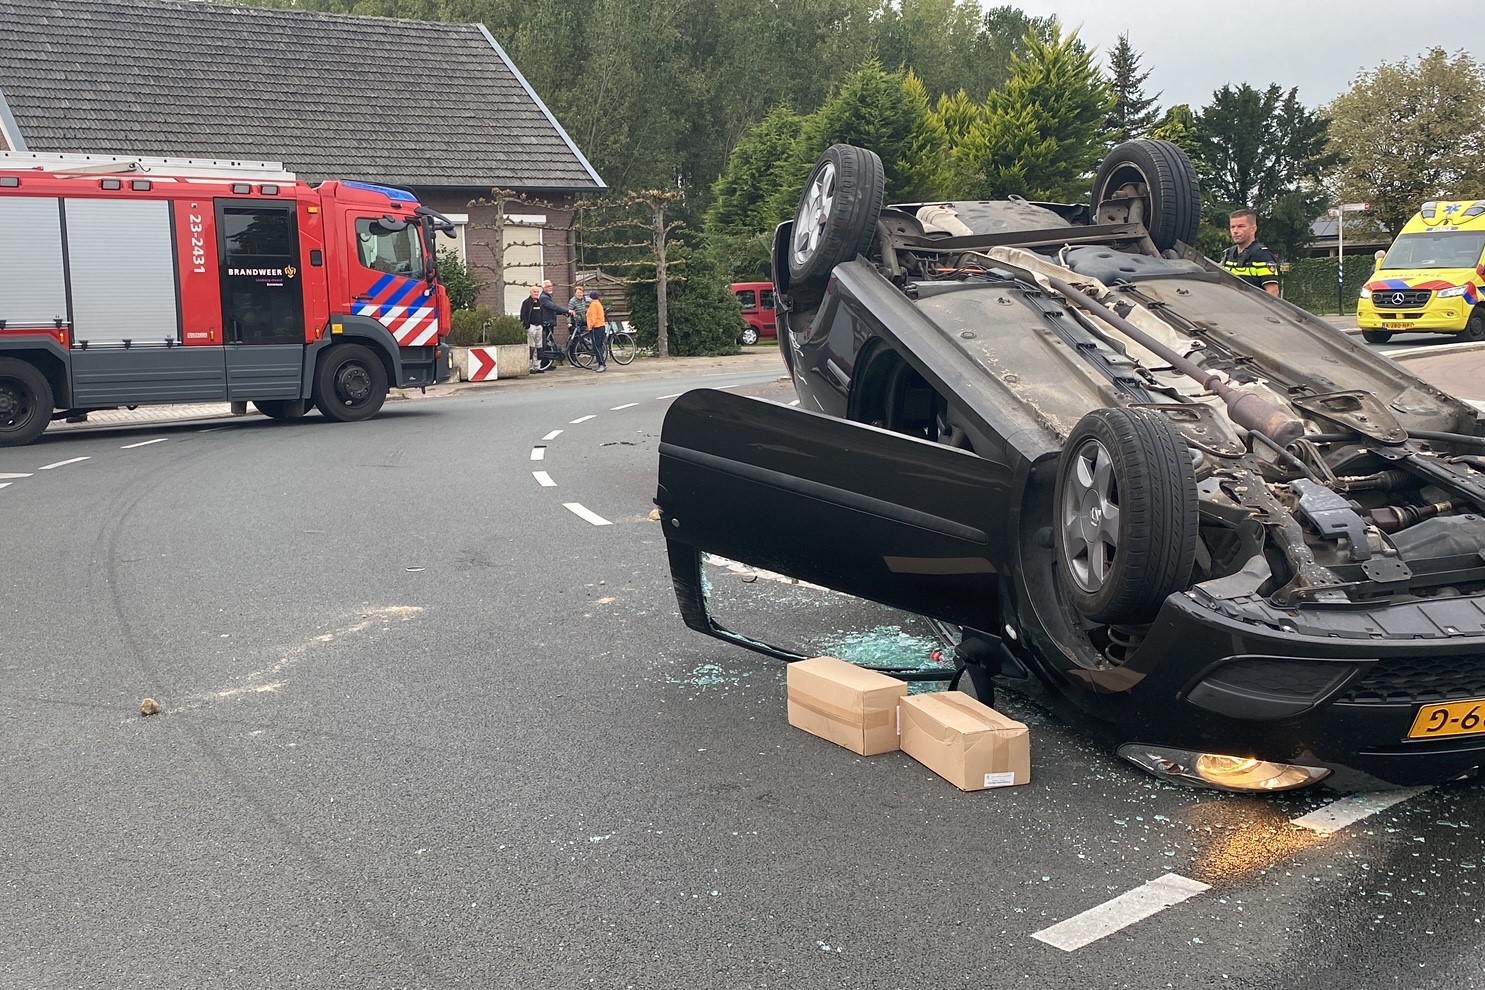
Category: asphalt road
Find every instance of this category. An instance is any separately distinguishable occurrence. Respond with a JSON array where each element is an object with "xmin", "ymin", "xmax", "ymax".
[{"xmin": 3, "ymin": 360, "xmax": 1484, "ymax": 989}]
